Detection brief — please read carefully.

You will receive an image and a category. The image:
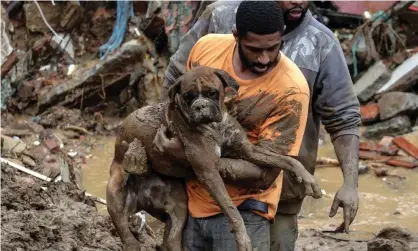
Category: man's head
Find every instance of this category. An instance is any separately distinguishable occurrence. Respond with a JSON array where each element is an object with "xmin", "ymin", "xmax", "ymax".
[
  {"xmin": 233, "ymin": 1, "xmax": 284, "ymax": 75},
  {"xmin": 279, "ymin": 1, "xmax": 310, "ymax": 26}
]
